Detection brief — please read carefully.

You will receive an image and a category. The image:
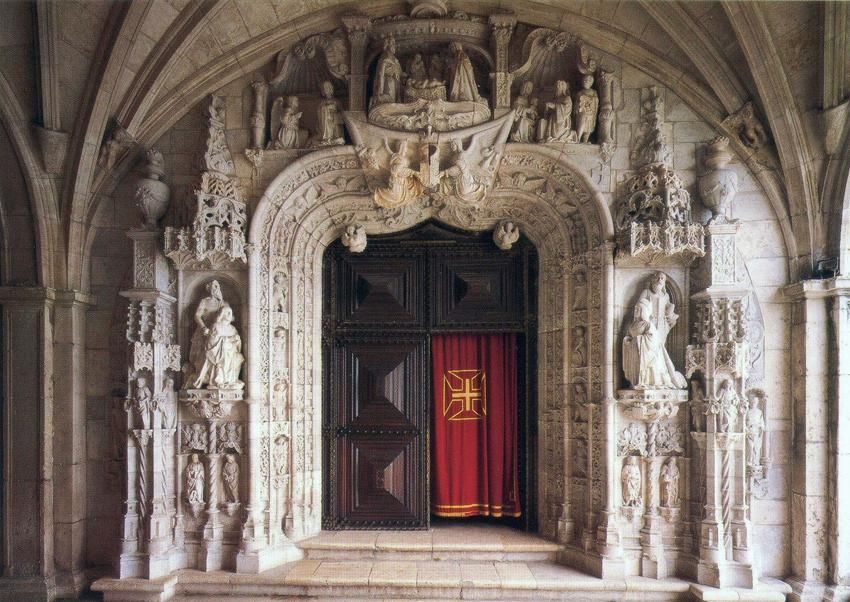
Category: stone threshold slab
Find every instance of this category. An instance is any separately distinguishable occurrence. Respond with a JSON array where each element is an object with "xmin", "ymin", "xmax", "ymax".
[{"xmin": 93, "ymin": 561, "xmax": 790, "ymax": 602}]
